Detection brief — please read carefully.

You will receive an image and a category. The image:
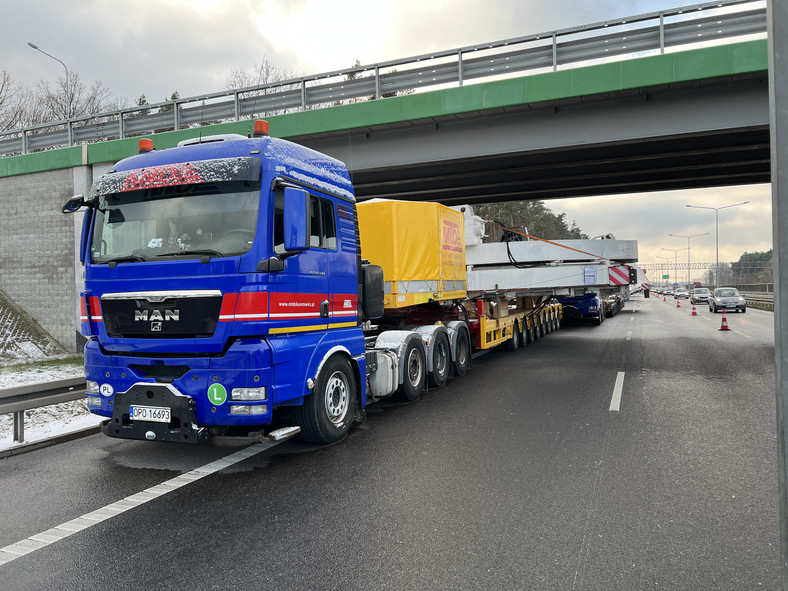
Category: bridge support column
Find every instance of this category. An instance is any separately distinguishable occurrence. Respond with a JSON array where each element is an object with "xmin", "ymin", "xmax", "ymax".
[{"xmin": 768, "ymin": 1, "xmax": 788, "ymax": 588}]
